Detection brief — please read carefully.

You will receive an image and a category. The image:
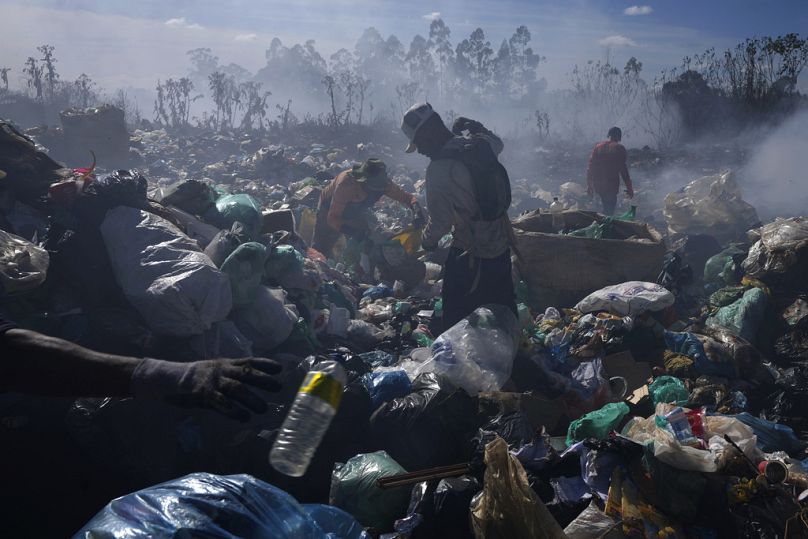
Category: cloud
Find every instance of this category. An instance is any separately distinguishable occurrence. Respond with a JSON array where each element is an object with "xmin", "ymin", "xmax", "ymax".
[
  {"xmin": 624, "ymin": 5, "xmax": 653, "ymax": 16},
  {"xmin": 165, "ymin": 17, "xmax": 203, "ymax": 30},
  {"xmin": 598, "ymin": 35, "xmax": 638, "ymax": 48},
  {"xmin": 234, "ymin": 33, "xmax": 258, "ymax": 42},
  {"xmin": 422, "ymin": 11, "xmax": 441, "ymax": 21}
]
